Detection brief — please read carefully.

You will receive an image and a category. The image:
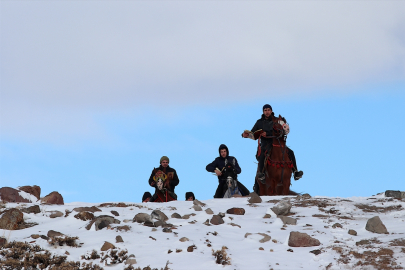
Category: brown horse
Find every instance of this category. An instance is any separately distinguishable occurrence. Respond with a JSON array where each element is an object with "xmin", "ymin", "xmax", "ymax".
[{"xmin": 257, "ymin": 115, "xmax": 294, "ymax": 196}]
